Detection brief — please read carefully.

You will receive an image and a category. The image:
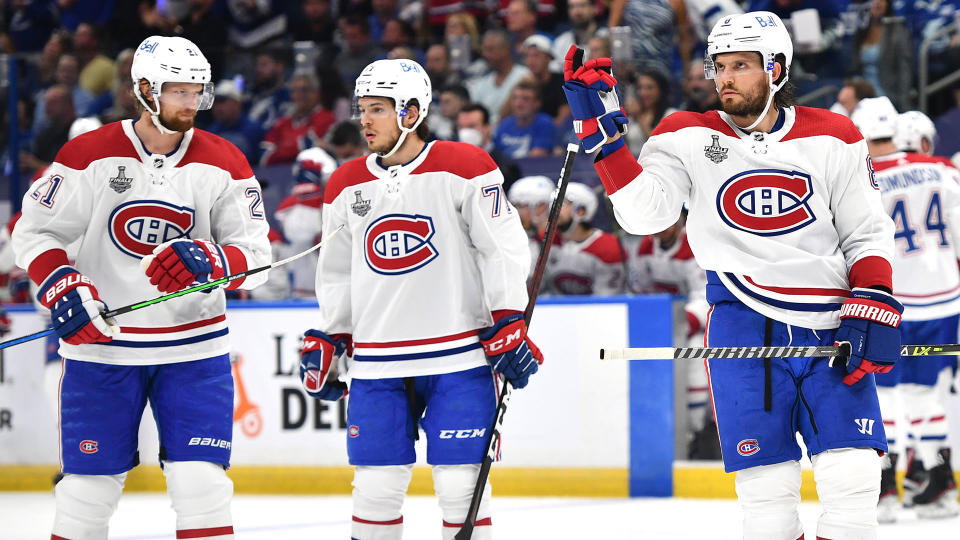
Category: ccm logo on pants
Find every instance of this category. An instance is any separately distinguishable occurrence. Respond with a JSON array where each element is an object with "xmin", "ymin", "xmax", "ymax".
[{"xmin": 439, "ymin": 429, "xmax": 487, "ymax": 439}]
